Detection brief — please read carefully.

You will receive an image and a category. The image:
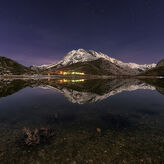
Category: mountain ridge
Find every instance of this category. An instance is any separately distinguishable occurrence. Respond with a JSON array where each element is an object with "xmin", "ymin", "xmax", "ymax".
[
  {"xmin": 1, "ymin": 49, "xmax": 163, "ymax": 76},
  {"xmin": 40, "ymin": 49, "xmax": 157, "ymax": 76},
  {"xmin": 0, "ymin": 56, "xmax": 32, "ymax": 75},
  {"xmin": 39, "ymin": 49, "xmax": 156, "ymax": 72}
]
